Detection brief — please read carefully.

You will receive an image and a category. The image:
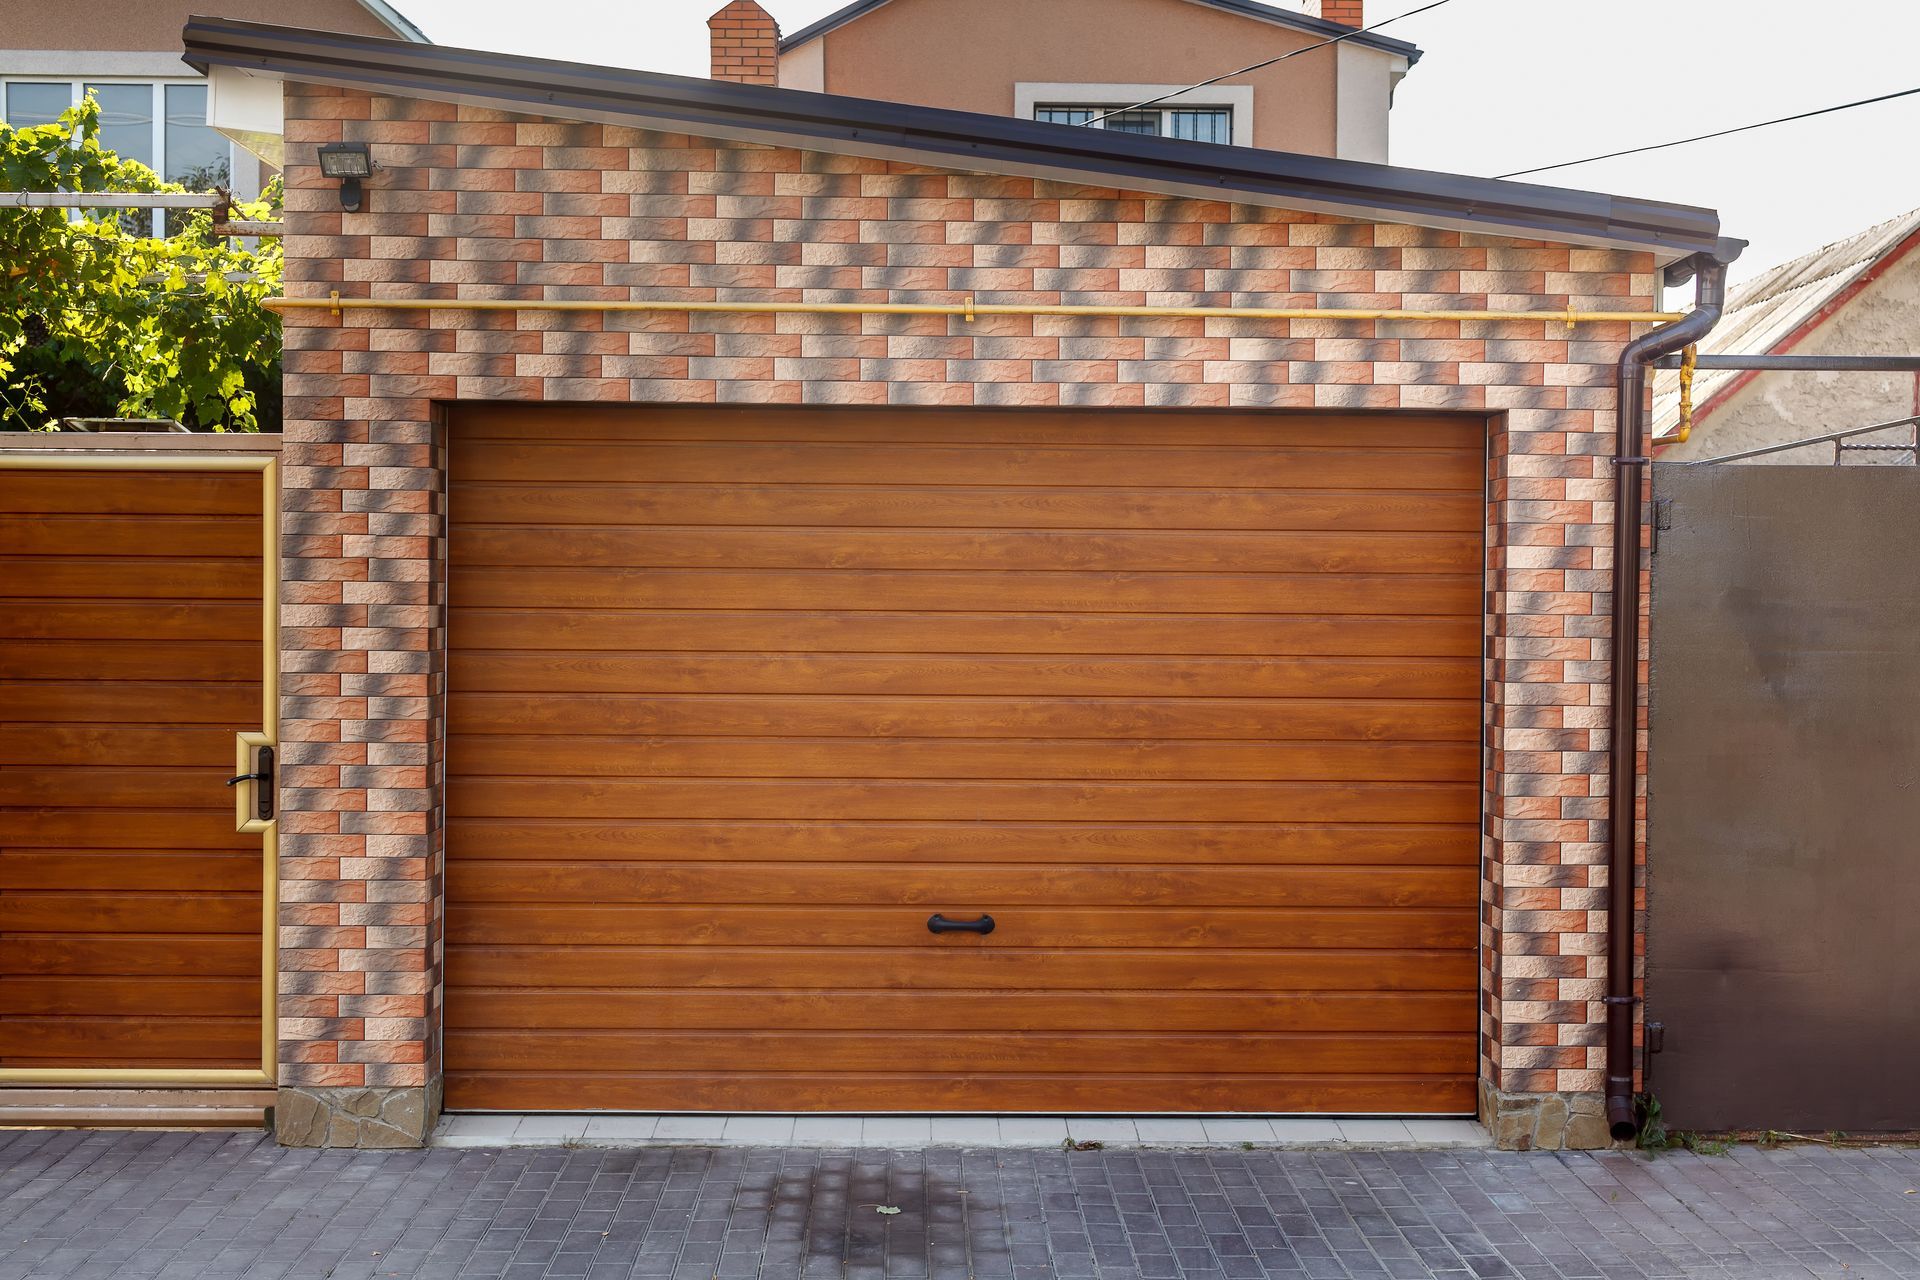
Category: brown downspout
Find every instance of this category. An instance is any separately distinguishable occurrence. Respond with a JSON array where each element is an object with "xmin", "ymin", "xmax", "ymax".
[{"xmin": 1605, "ymin": 249, "xmax": 1733, "ymax": 1141}]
